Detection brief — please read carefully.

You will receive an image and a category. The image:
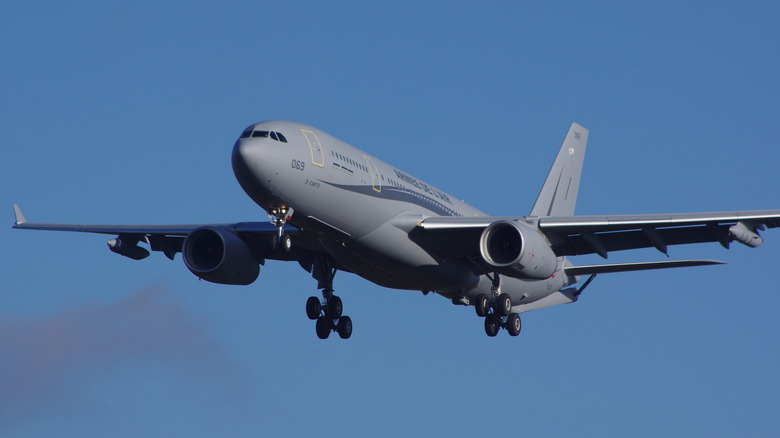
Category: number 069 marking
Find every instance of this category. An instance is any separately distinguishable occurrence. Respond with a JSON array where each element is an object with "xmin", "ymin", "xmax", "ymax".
[{"xmin": 291, "ymin": 159, "xmax": 305, "ymax": 171}]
